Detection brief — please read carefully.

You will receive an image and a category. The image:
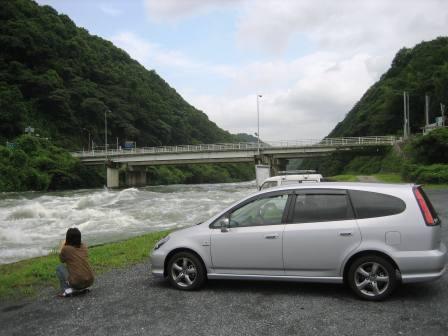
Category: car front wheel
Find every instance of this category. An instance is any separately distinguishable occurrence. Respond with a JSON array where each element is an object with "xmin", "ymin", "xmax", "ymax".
[
  {"xmin": 167, "ymin": 252, "xmax": 205, "ymax": 290},
  {"xmin": 347, "ymin": 255, "xmax": 397, "ymax": 301}
]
